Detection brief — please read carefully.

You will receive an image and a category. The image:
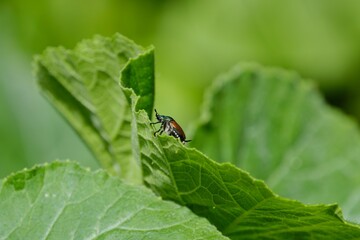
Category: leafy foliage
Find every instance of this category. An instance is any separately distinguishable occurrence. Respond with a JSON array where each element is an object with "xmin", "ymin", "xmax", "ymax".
[
  {"xmin": 191, "ymin": 65, "xmax": 360, "ymax": 222},
  {"xmin": 0, "ymin": 162, "xmax": 226, "ymax": 239},
  {"xmin": 34, "ymin": 34, "xmax": 154, "ymax": 183},
  {"xmin": 3, "ymin": 33, "xmax": 357, "ymax": 239},
  {"xmin": 123, "ymin": 86, "xmax": 360, "ymax": 239}
]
